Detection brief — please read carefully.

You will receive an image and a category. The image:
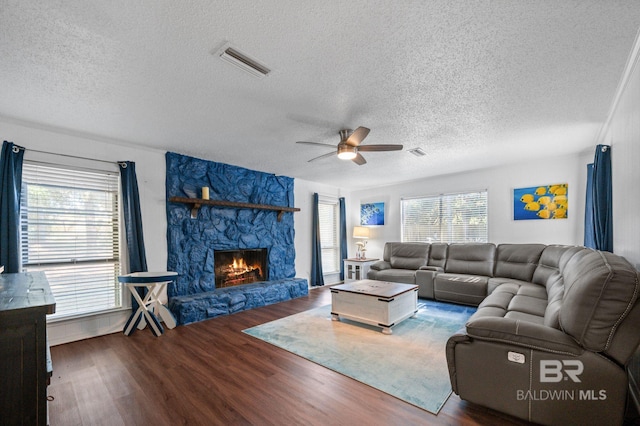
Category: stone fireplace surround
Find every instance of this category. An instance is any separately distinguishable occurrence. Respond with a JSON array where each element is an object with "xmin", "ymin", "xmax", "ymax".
[{"xmin": 165, "ymin": 152, "xmax": 308, "ymax": 325}]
